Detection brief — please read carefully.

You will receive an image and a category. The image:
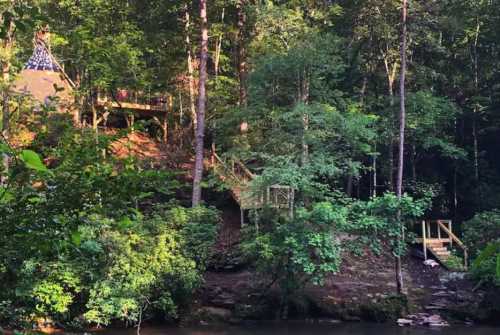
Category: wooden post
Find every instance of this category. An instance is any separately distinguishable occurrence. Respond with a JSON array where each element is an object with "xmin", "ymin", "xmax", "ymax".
[
  {"xmin": 162, "ymin": 116, "xmax": 168, "ymax": 143},
  {"xmin": 437, "ymin": 220, "xmax": 442, "ymax": 241},
  {"xmin": 289, "ymin": 189, "xmax": 295, "ymax": 219},
  {"xmin": 240, "ymin": 208, "xmax": 245, "ymax": 227},
  {"xmin": 464, "ymin": 249, "xmax": 468, "ymax": 270},
  {"xmin": 422, "ymin": 220, "xmax": 427, "ymax": 260},
  {"xmin": 448, "ymin": 220, "xmax": 453, "ymax": 247},
  {"xmin": 427, "ymin": 220, "xmax": 431, "ymax": 239}
]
